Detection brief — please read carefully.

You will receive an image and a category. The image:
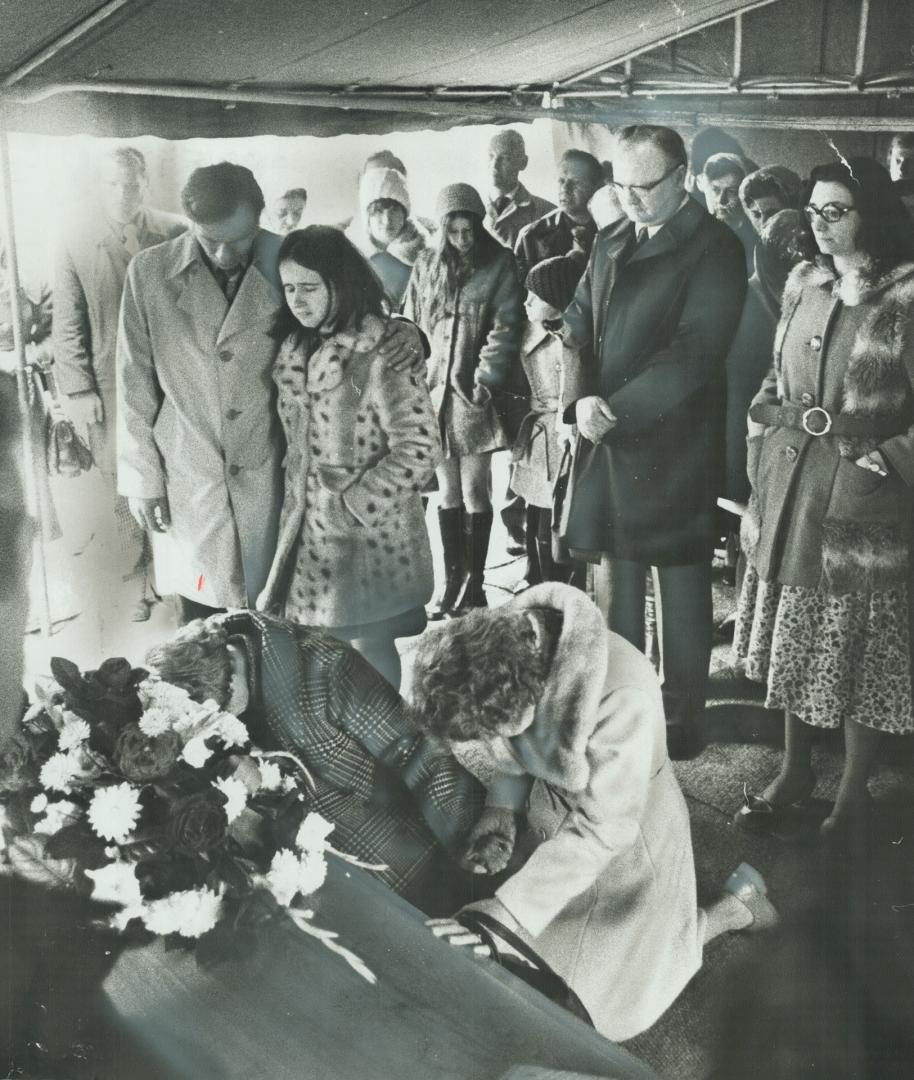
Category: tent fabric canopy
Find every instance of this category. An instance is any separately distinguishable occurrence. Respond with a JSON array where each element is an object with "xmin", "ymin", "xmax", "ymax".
[{"xmin": 1, "ymin": 0, "xmax": 913, "ymax": 137}]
